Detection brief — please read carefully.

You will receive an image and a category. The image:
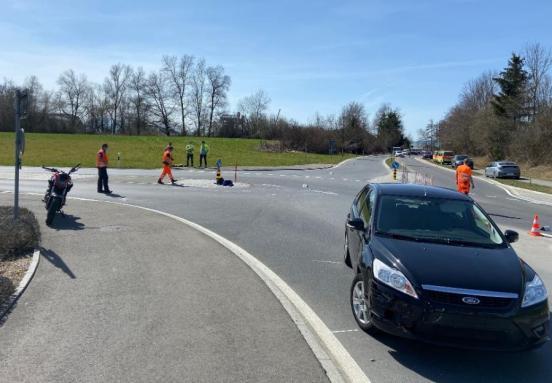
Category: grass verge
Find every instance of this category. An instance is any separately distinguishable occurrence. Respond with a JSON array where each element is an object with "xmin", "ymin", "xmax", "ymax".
[
  {"xmin": 0, "ymin": 133, "xmax": 355, "ymax": 169},
  {"xmin": 0, "ymin": 207, "xmax": 41, "ymax": 306},
  {"xmin": 493, "ymin": 179, "xmax": 552, "ymax": 195}
]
